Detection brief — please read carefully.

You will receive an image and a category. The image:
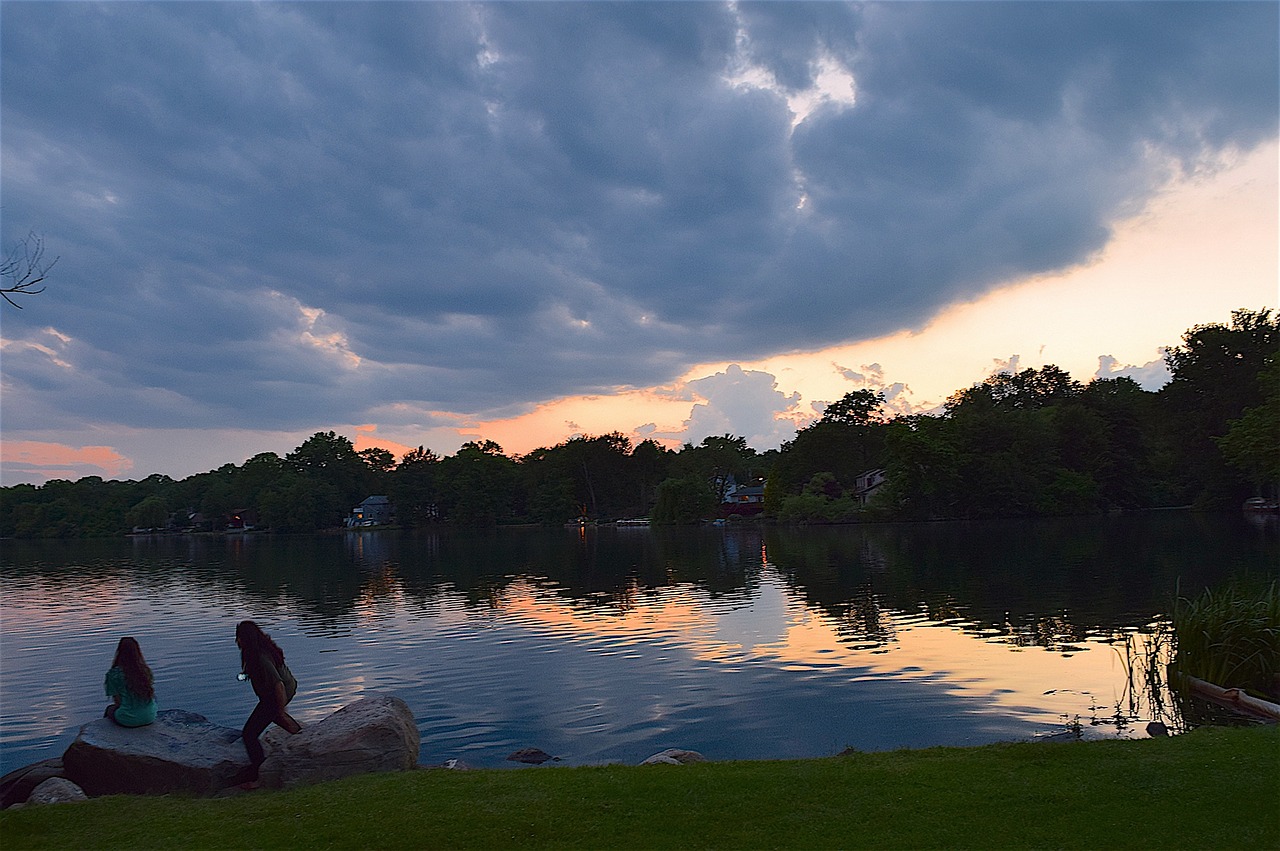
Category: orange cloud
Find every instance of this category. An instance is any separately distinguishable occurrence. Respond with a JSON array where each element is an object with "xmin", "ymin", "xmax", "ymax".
[
  {"xmin": 1, "ymin": 441, "xmax": 132, "ymax": 481},
  {"xmin": 351, "ymin": 425, "xmax": 418, "ymax": 461},
  {"xmin": 465, "ymin": 390, "xmax": 693, "ymax": 456}
]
